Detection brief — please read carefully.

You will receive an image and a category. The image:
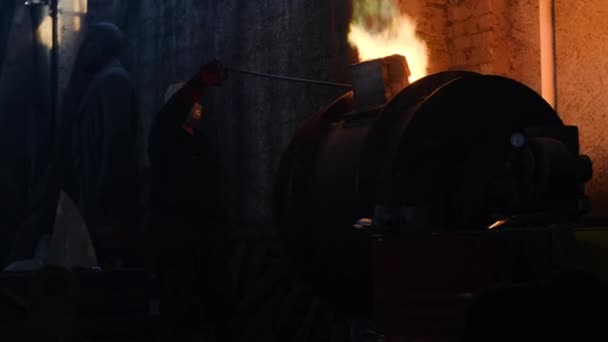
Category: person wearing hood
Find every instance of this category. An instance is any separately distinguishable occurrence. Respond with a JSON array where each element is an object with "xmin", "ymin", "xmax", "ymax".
[
  {"xmin": 146, "ymin": 60, "xmax": 232, "ymax": 341},
  {"xmin": 59, "ymin": 22, "xmax": 142, "ymax": 268}
]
